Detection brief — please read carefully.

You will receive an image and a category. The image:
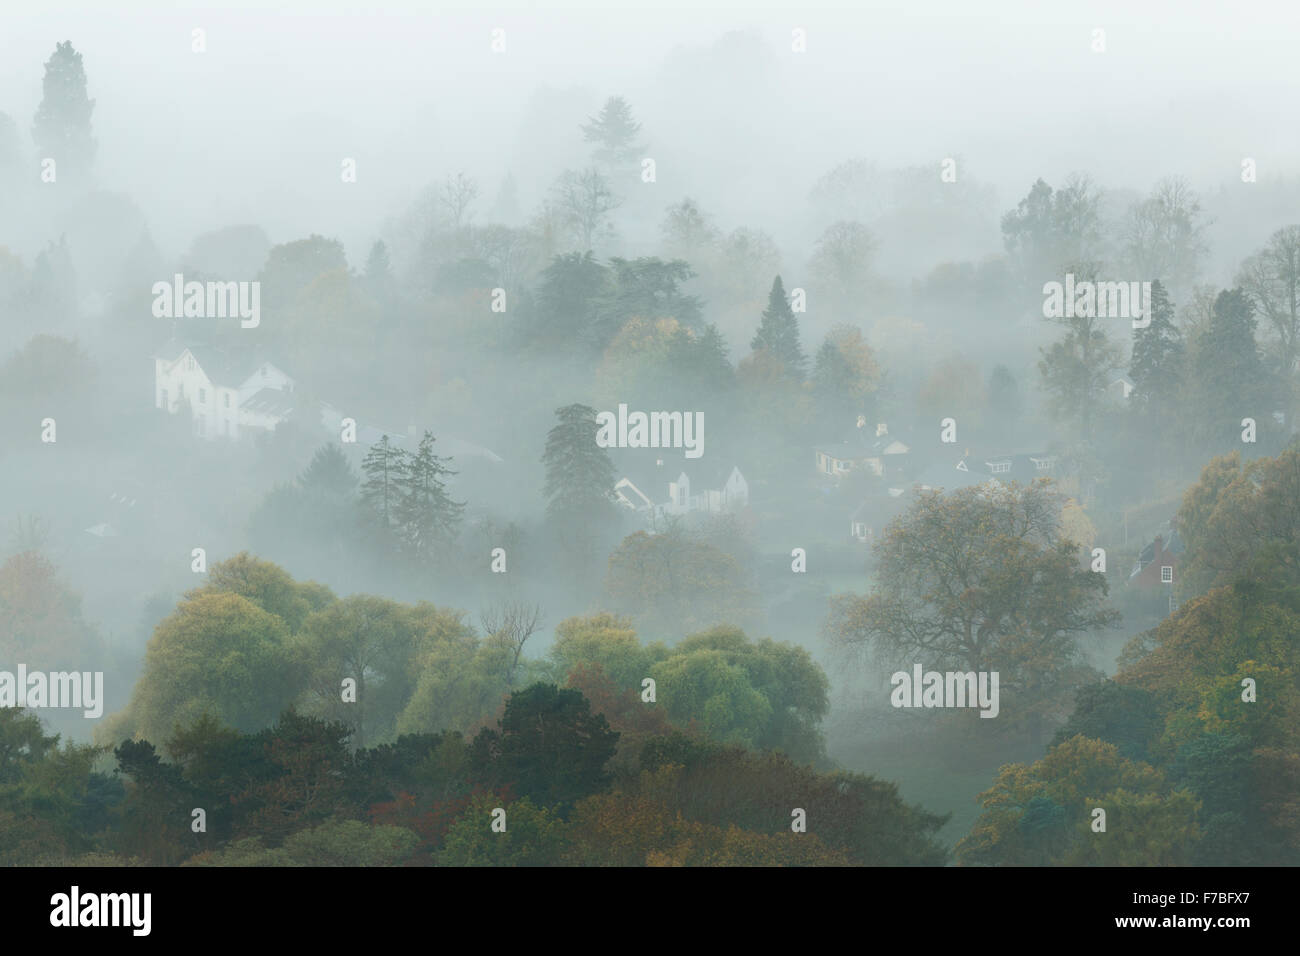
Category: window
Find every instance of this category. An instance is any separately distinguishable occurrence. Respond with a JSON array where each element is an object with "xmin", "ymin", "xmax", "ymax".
[
  {"xmin": 160, "ymin": 388, "xmax": 168, "ymax": 408},
  {"xmin": 1161, "ymin": 566, "xmax": 1173, "ymax": 584},
  {"xmin": 835, "ymin": 460, "xmax": 848, "ymax": 472},
  {"xmin": 199, "ymin": 388, "xmax": 206, "ymax": 403},
  {"xmin": 187, "ymin": 356, "xmax": 195, "ymax": 371},
  {"xmin": 224, "ymin": 393, "xmax": 230, "ymax": 408},
  {"xmin": 676, "ymin": 486, "xmax": 686, "ymax": 506},
  {"xmin": 989, "ymin": 460, "xmax": 1011, "ymax": 474}
]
